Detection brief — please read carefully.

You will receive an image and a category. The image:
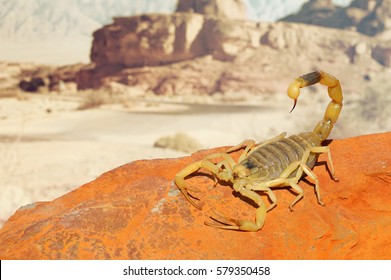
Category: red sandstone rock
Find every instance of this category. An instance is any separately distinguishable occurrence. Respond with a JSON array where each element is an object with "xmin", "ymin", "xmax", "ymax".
[{"xmin": 0, "ymin": 132, "xmax": 390, "ymax": 259}]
